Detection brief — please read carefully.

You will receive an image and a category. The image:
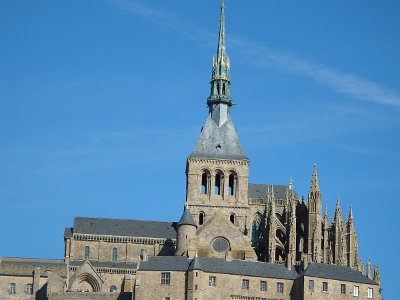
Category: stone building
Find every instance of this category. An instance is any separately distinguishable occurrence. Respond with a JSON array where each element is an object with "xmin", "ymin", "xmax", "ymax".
[{"xmin": 0, "ymin": 1, "xmax": 381, "ymax": 299}]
